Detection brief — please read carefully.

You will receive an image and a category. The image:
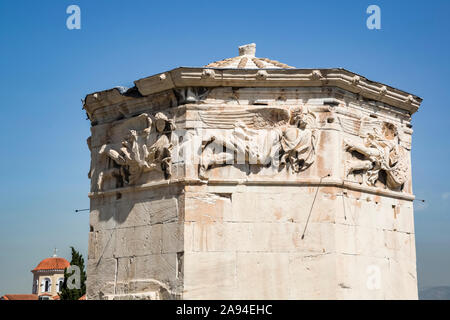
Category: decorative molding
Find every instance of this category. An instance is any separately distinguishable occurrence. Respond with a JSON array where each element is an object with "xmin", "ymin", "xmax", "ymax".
[
  {"xmin": 84, "ymin": 68, "xmax": 422, "ymax": 118},
  {"xmin": 256, "ymin": 69, "xmax": 268, "ymax": 80},
  {"xmin": 310, "ymin": 70, "xmax": 323, "ymax": 80},
  {"xmin": 88, "ymin": 177, "xmax": 415, "ymax": 201},
  {"xmin": 201, "ymin": 69, "xmax": 216, "ymax": 79}
]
